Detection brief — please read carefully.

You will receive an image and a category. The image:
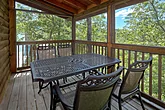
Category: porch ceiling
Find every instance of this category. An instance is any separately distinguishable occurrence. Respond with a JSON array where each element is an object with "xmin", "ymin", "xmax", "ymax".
[{"xmin": 15, "ymin": 0, "xmax": 146, "ymax": 20}]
